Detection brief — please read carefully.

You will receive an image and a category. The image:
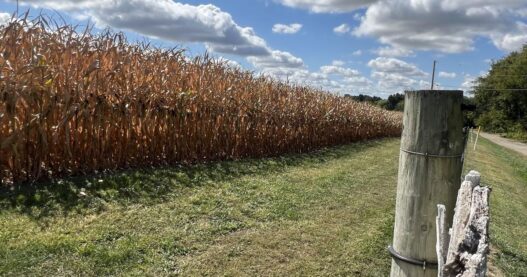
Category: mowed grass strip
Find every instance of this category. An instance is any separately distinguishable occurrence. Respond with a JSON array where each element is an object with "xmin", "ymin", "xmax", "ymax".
[
  {"xmin": 463, "ymin": 137, "xmax": 527, "ymax": 276},
  {"xmin": 0, "ymin": 139, "xmax": 399, "ymax": 276},
  {"xmin": 1, "ymin": 137, "xmax": 526, "ymax": 276}
]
